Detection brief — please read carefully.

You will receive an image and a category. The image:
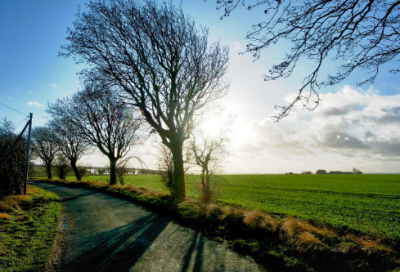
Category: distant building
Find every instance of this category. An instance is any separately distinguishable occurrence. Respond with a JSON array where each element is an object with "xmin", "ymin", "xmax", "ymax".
[
  {"xmin": 328, "ymin": 171, "xmax": 353, "ymax": 174},
  {"xmin": 301, "ymin": 171, "xmax": 313, "ymax": 175},
  {"xmin": 316, "ymin": 169, "xmax": 327, "ymax": 174}
]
